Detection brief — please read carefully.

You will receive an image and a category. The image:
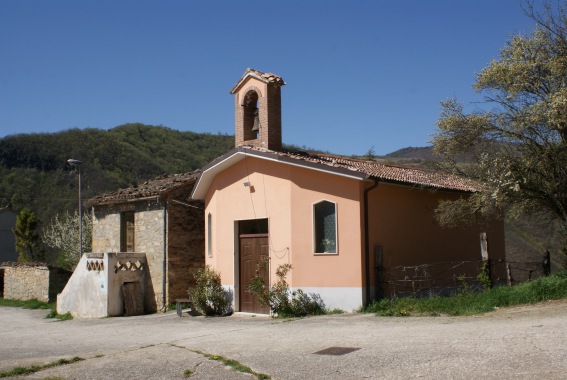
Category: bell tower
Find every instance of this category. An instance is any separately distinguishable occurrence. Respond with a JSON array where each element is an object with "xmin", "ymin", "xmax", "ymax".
[{"xmin": 230, "ymin": 68, "xmax": 285, "ymax": 150}]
